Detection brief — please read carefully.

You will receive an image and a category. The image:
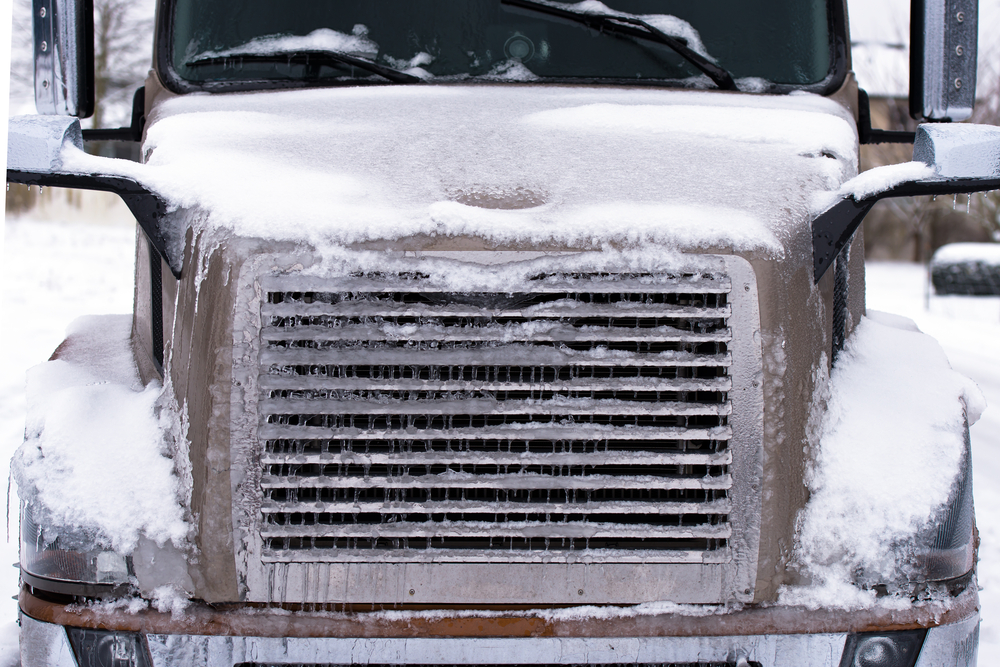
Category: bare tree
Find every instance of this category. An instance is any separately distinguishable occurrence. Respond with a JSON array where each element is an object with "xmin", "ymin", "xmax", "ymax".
[{"xmin": 91, "ymin": 0, "xmax": 154, "ymax": 128}]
